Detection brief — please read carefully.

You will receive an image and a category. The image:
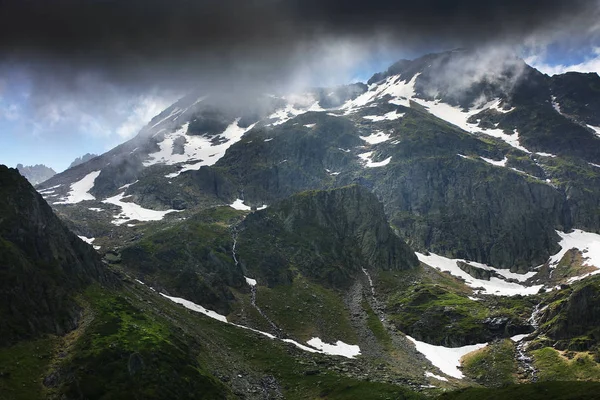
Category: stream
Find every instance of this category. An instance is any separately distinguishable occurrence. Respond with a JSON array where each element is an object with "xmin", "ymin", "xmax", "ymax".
[{"xmin": 230, "ymin": 224, "xmax": 282, "ymax": 338}]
